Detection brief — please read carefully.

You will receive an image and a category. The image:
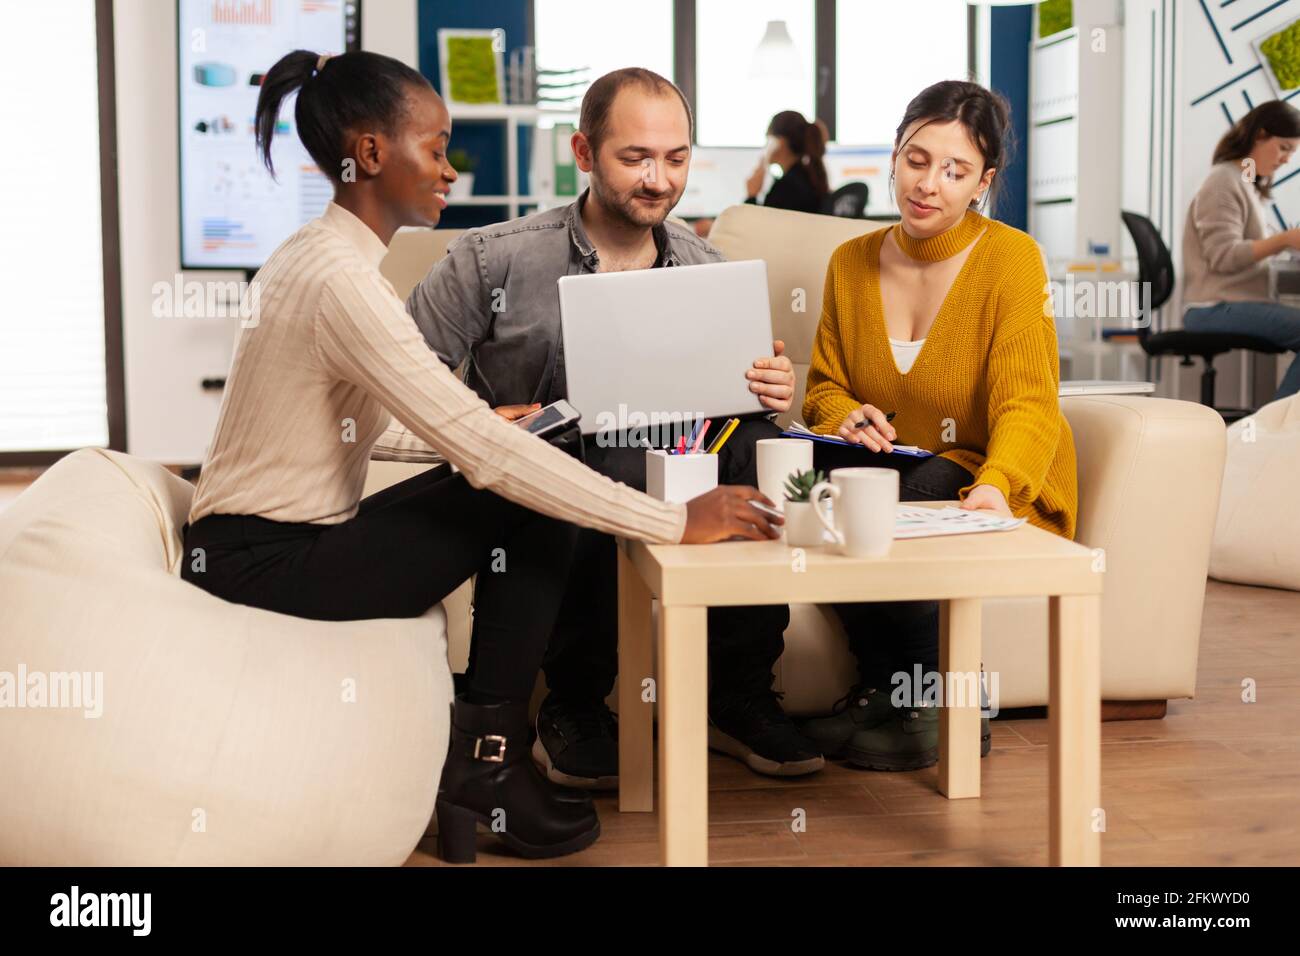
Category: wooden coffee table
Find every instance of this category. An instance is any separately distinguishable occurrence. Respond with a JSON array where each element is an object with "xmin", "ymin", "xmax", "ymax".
[{"xmin": 616, "ymin": 503, "xmax": 1102, "ymax": 866}]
